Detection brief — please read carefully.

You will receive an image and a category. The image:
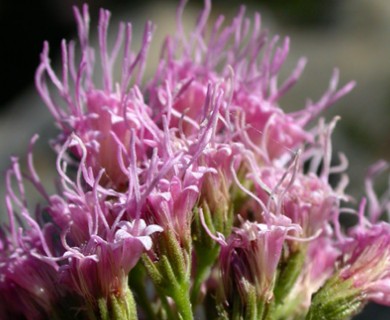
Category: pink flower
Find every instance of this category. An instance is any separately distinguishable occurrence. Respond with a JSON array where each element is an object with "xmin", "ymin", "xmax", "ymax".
[
  {"xmin": 339, "ymin": 222, "xmax": 390, "ymax": 306},
  {"xmin": 286, "ymin": 237, "xmax": 340, "ymax": 312},
  {"xmin": 145, "ymin": 170, "xmax": 203, "ymax": 248},
  {"xmin": 0, "ymin": 155, "xmax": 67, "ymax": 319},
  {"xmin": 0, "ymin": 245, "xmax": 65, "ymax": 320},
  {"xmin": 236, "ymin": 118, "xmax": 349, "ymax": 241},
  {"xmin": 0, "ymin": 135, "xmax": 163, "ymax": 316},
  {"xmin": 36, "ymin": 5, "xmax": 158, "ymax": 188},
  {"xmin": 59, "ymin": 219, "xmax": 162, "ymax": 305},
  {"xmin": 254, "ymin": 166, "xmax": 339, "ymax": 238},
  {"xmin": 2, "ymin": 1, "xmax": 366, "ymax": 319},
  {"xmin": 329, "ymin": 163, "xmax": 390, "ymax": 307},
  {"xmin": 219, "ymin": 220, "xmax": 297, "ymax": 304},
  {"xmin": 148, "ymin": 1, "xmax": 355, "ymax": 162},
  {"xmin": 44, "ymin": 136, "xmax": 163, "ymax": 306},
  {"xmin": 364, "ymin": 160, "xmax": 390, "ymax": 223}
]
